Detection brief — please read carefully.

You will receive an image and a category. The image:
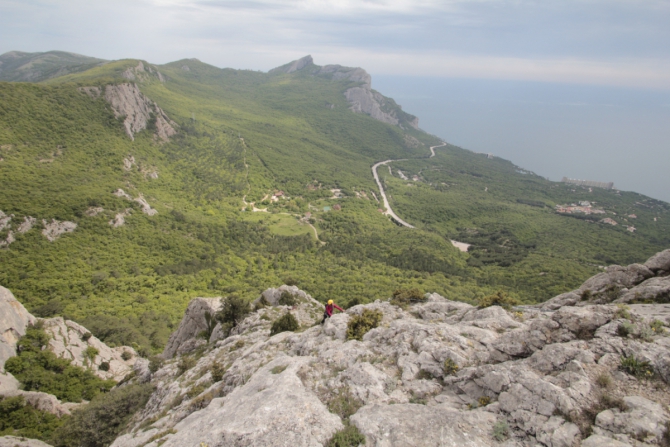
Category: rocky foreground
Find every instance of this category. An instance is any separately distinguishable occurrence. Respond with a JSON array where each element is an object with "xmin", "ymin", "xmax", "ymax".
[{"xmin": 2, "ymin": 250, "xmax": 670, "ymax": 447}]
